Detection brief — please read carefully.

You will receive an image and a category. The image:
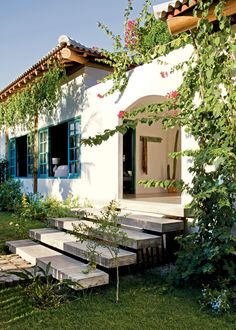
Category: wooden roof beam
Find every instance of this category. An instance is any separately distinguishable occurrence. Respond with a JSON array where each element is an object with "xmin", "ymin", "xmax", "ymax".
[
  {"xmin": 167, "ymin": 0, "xmax": 236, "ymax": 35},
  {"xmin": 61, "ymin": 48, "xmax": 88, "ymax": 64}
]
